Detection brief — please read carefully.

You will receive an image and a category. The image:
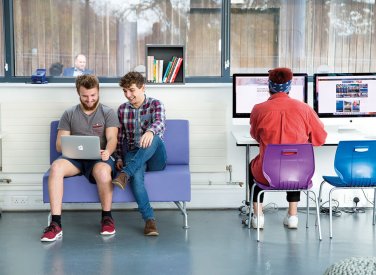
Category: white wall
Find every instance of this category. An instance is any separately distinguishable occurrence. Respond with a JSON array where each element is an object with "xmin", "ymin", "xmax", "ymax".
[{"xmin": 0, "ymin": 82, "xmax": 372, "ymax": 211}]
